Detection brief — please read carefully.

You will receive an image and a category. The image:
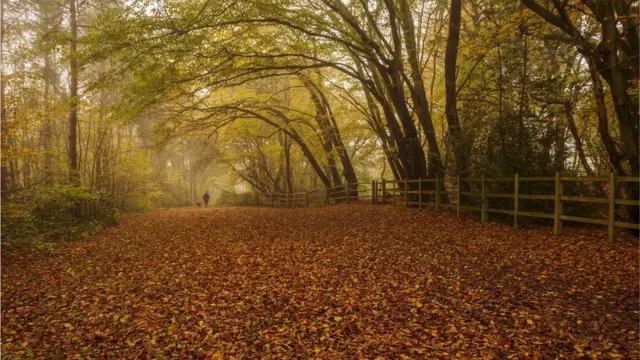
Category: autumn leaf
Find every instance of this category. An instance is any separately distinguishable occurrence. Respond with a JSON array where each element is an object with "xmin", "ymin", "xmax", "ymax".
[{"xmin": 1, "ymin": 206, "xmax": 637, "ymax": 358}]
